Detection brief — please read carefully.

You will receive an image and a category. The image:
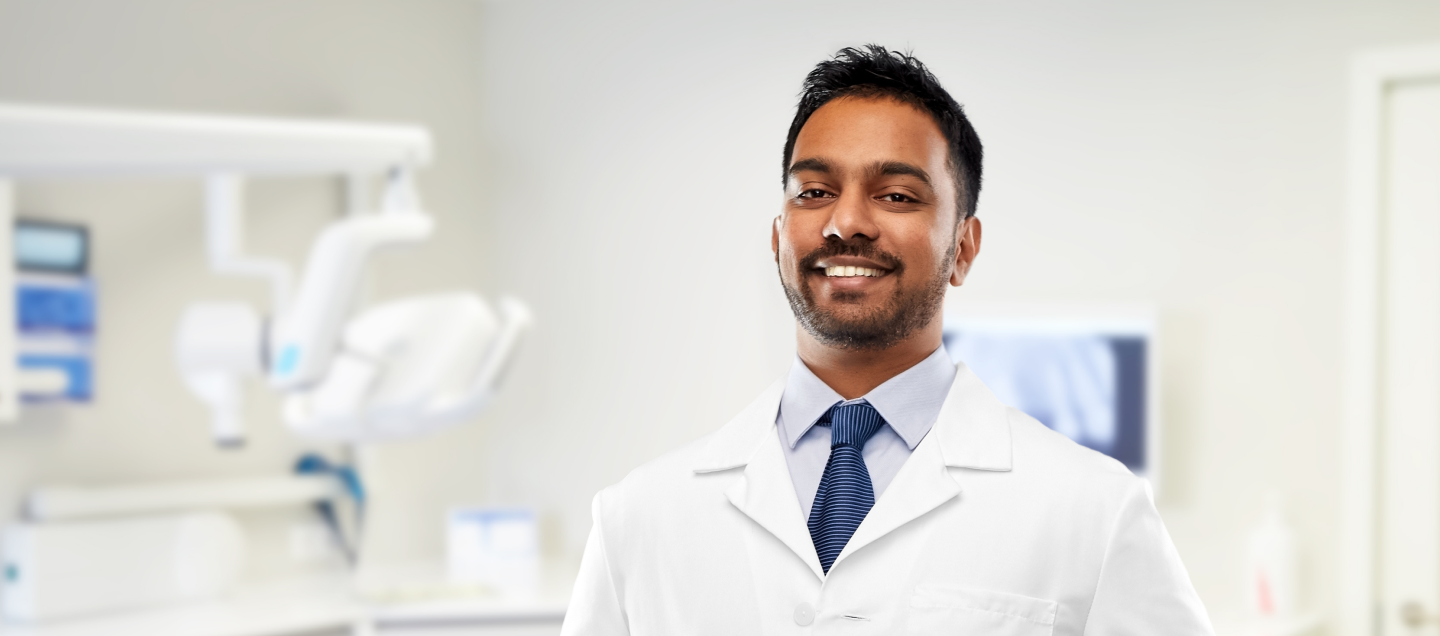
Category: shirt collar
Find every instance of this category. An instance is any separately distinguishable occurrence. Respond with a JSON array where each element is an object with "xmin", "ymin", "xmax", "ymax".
[{"xmin": 777, "ymin": 346, "xmax": 958, "ymax": 451}]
